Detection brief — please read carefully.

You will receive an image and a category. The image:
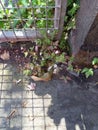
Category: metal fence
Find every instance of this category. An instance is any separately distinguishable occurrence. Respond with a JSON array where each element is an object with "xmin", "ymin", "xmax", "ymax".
[{"xmin": 0, "ymin": 0, "xmax": 67, "ymax": 42}]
